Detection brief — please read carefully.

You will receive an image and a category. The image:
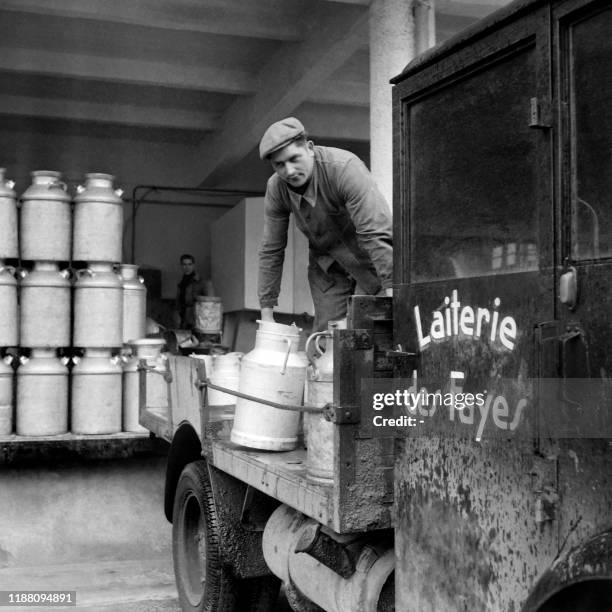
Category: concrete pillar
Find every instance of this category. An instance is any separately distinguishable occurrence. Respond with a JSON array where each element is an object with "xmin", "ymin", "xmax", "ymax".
[{"xmin": 369, "ymin": 0, "xmax": 436, "ymax": 209}]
